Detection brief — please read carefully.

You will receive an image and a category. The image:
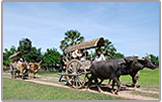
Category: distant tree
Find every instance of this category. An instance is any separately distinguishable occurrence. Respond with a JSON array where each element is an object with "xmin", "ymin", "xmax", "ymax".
[
  {"xmin": 101, "ymin": 39, "xmax": 117, "ymax": 59},
  {"xmin": 3, "ymin": 45, "xmax": 17, "ymax": 66},
  {"xmin": 17, "ymin": 38, "xmax": 32, "ymax": 61},
  {"xmin": 26, "ymin": 47, "xmax": 43, "ymax": 62},
  {"xmin": 17, "ymin": 38, "xmax": 43, "ymax": 62},
  {"xmin": 60, "ymin": 30, "xmax": 84, "ymax": 53},
  {"xmin": 10, "ymin": 45, "xmax": 17, "ymax": 54},
  {"xmin": 42, "ymin": 47, "xmax": 62, "ymax": 71},
  {"xmin": 17, "ymin": 38, "xmax": 32, "ymax": 53},
  {"xmin": 149, "ymin": 54, "xmax": 159, "ymax": 68},
  {"xmin": 86, "ymin": 52, "xmax": 97, "ymax": 60},
  {"xmin": 114, "ymin": 53, "xmax": 125, "ymax": 59}
]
